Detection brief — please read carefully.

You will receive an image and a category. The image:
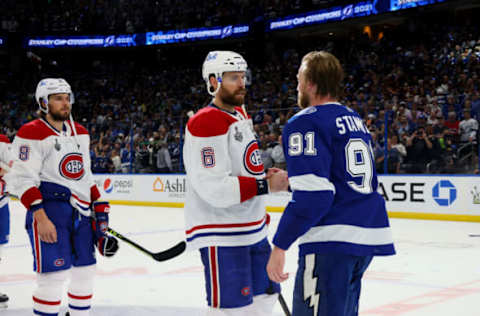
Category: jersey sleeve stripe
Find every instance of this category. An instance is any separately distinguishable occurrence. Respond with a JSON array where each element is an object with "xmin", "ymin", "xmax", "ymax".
[
  {"xmin": 90, "ymin": 185, "xmax": 101, "ymax": 202},
  {"xmin": 238, "ymin": 176, "xmax": 257, "ymax": 202},
  {"xmin": 289, "ymin": 174, "xmax": 336, "ymax": 193},
  {"xmin": 21, "ymin": 186, "xmax": 43, "ymax": 210},
  {"xmin": 299, "ymin": 224, "xmax": 394, "ymax": 246},
  {"xmin": 186, "ymin": 215, "xmax": 267, "ymax": 235}
]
